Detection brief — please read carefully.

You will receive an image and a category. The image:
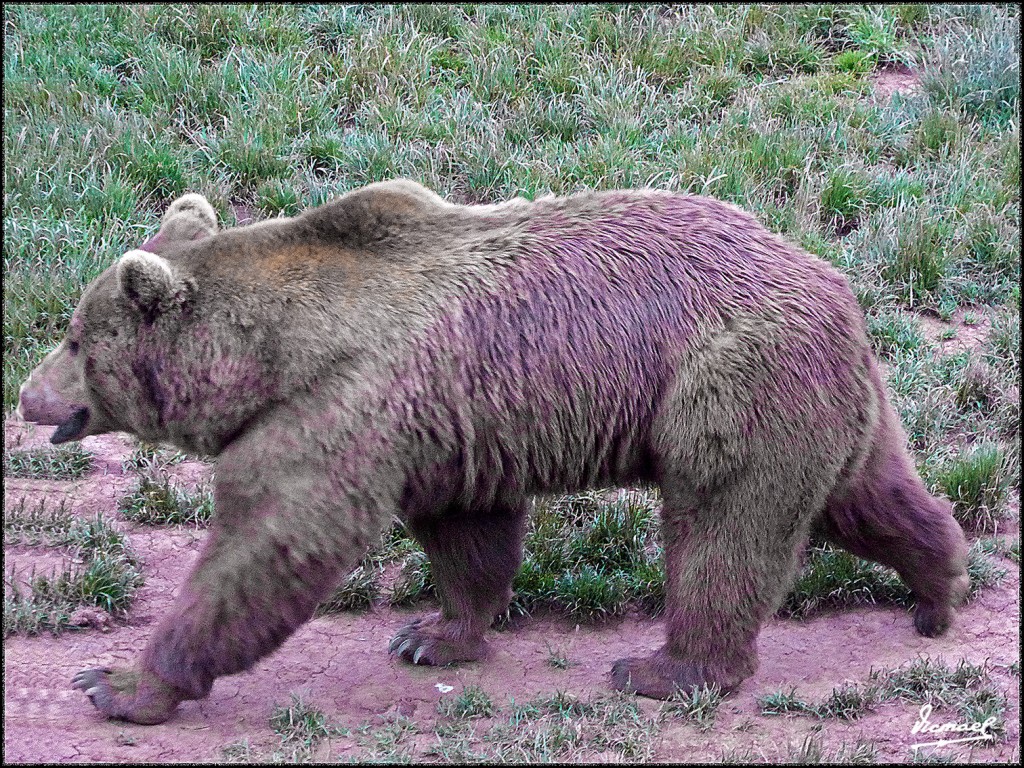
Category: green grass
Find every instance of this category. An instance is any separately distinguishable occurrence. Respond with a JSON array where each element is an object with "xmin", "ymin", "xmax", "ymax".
[
  {"xmin": 781, "ymin": 539, "xmax": 1006, "ymax": 619},
  {"xmin": 786, "ymin": 735, "xmax": 879, "ymax": 765},
  {"xmin": 511, "ymin": 490, "xmax": 663, "ymax": 620},
  {"xmin": 319, "ymin": 486, "xmax": 1006, "ymax": 624},
  {"xmin": 121, "ymin": 441, "xmax": 189, "ymax": 473},
  {"xmin": 661, "ymin": 684, "xmax": 724, "ymax": 732},
  {"xmin": 866, "ymin": 308, "xmax": 924, "ymax": 358},
  {"xmin": 780, "ymin": 543, "xmax": 911, "ymax": 618},
  {"xmin": 388, "ymin": 548, "xmax": 435, "ymax": 606},
  {"xmin": 758, "ymin": 682, "xmax": 880, "ymax": 721},
  {"xmin": 315, "ymin": 564, "xmax": 378, "ymax": 615},
  {"xmin": 118, "ymin": 474, "xmax": 214, "ymax": 527},
  {"xmin": 437, "ymin": 684, "xmax": 496, "ymax": 720},
  {"xmin": 264, "ymin": 693, "xmax": 344, "ymax": 763},
  {"xmin": 932, "ymin": 444, "xmax": 1010, "ymax": 533},
  {"xmin": 758, "ymin": 658, "xmax": 1007, "ymax": 739},
  {"xmin": 270, "ymin": 693, "xmax": 337, "ymax": 743},
  {"xmin": 4, "ymin": 499, "xmax": 142, "ymax": 636},
  {"xmin": 5, "ymin": 444, "xmax": 93, "ymax": 480},
  {"xmin": 482, "ymin": 690, "xmax": 661, "ymax": 762},
  {"xmin": 876, "ymin": 657, "xmax": 1008, "ymax": 739},
  {"xmin": 545, "ymin": 643, "xmax": 573, "ymax": 670}
]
